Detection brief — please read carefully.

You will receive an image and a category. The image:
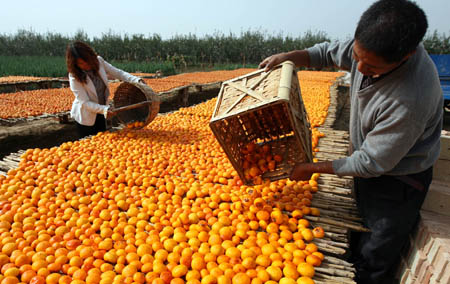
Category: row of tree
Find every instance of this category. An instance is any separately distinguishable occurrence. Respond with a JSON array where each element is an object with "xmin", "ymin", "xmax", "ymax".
[
  {"xmin": 0, "ymin": 29, "xmax": 449, "ymax": 66},
  {"xmin": 1, "ymin": 29, "xmax": 323, "ymax": 68}
]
